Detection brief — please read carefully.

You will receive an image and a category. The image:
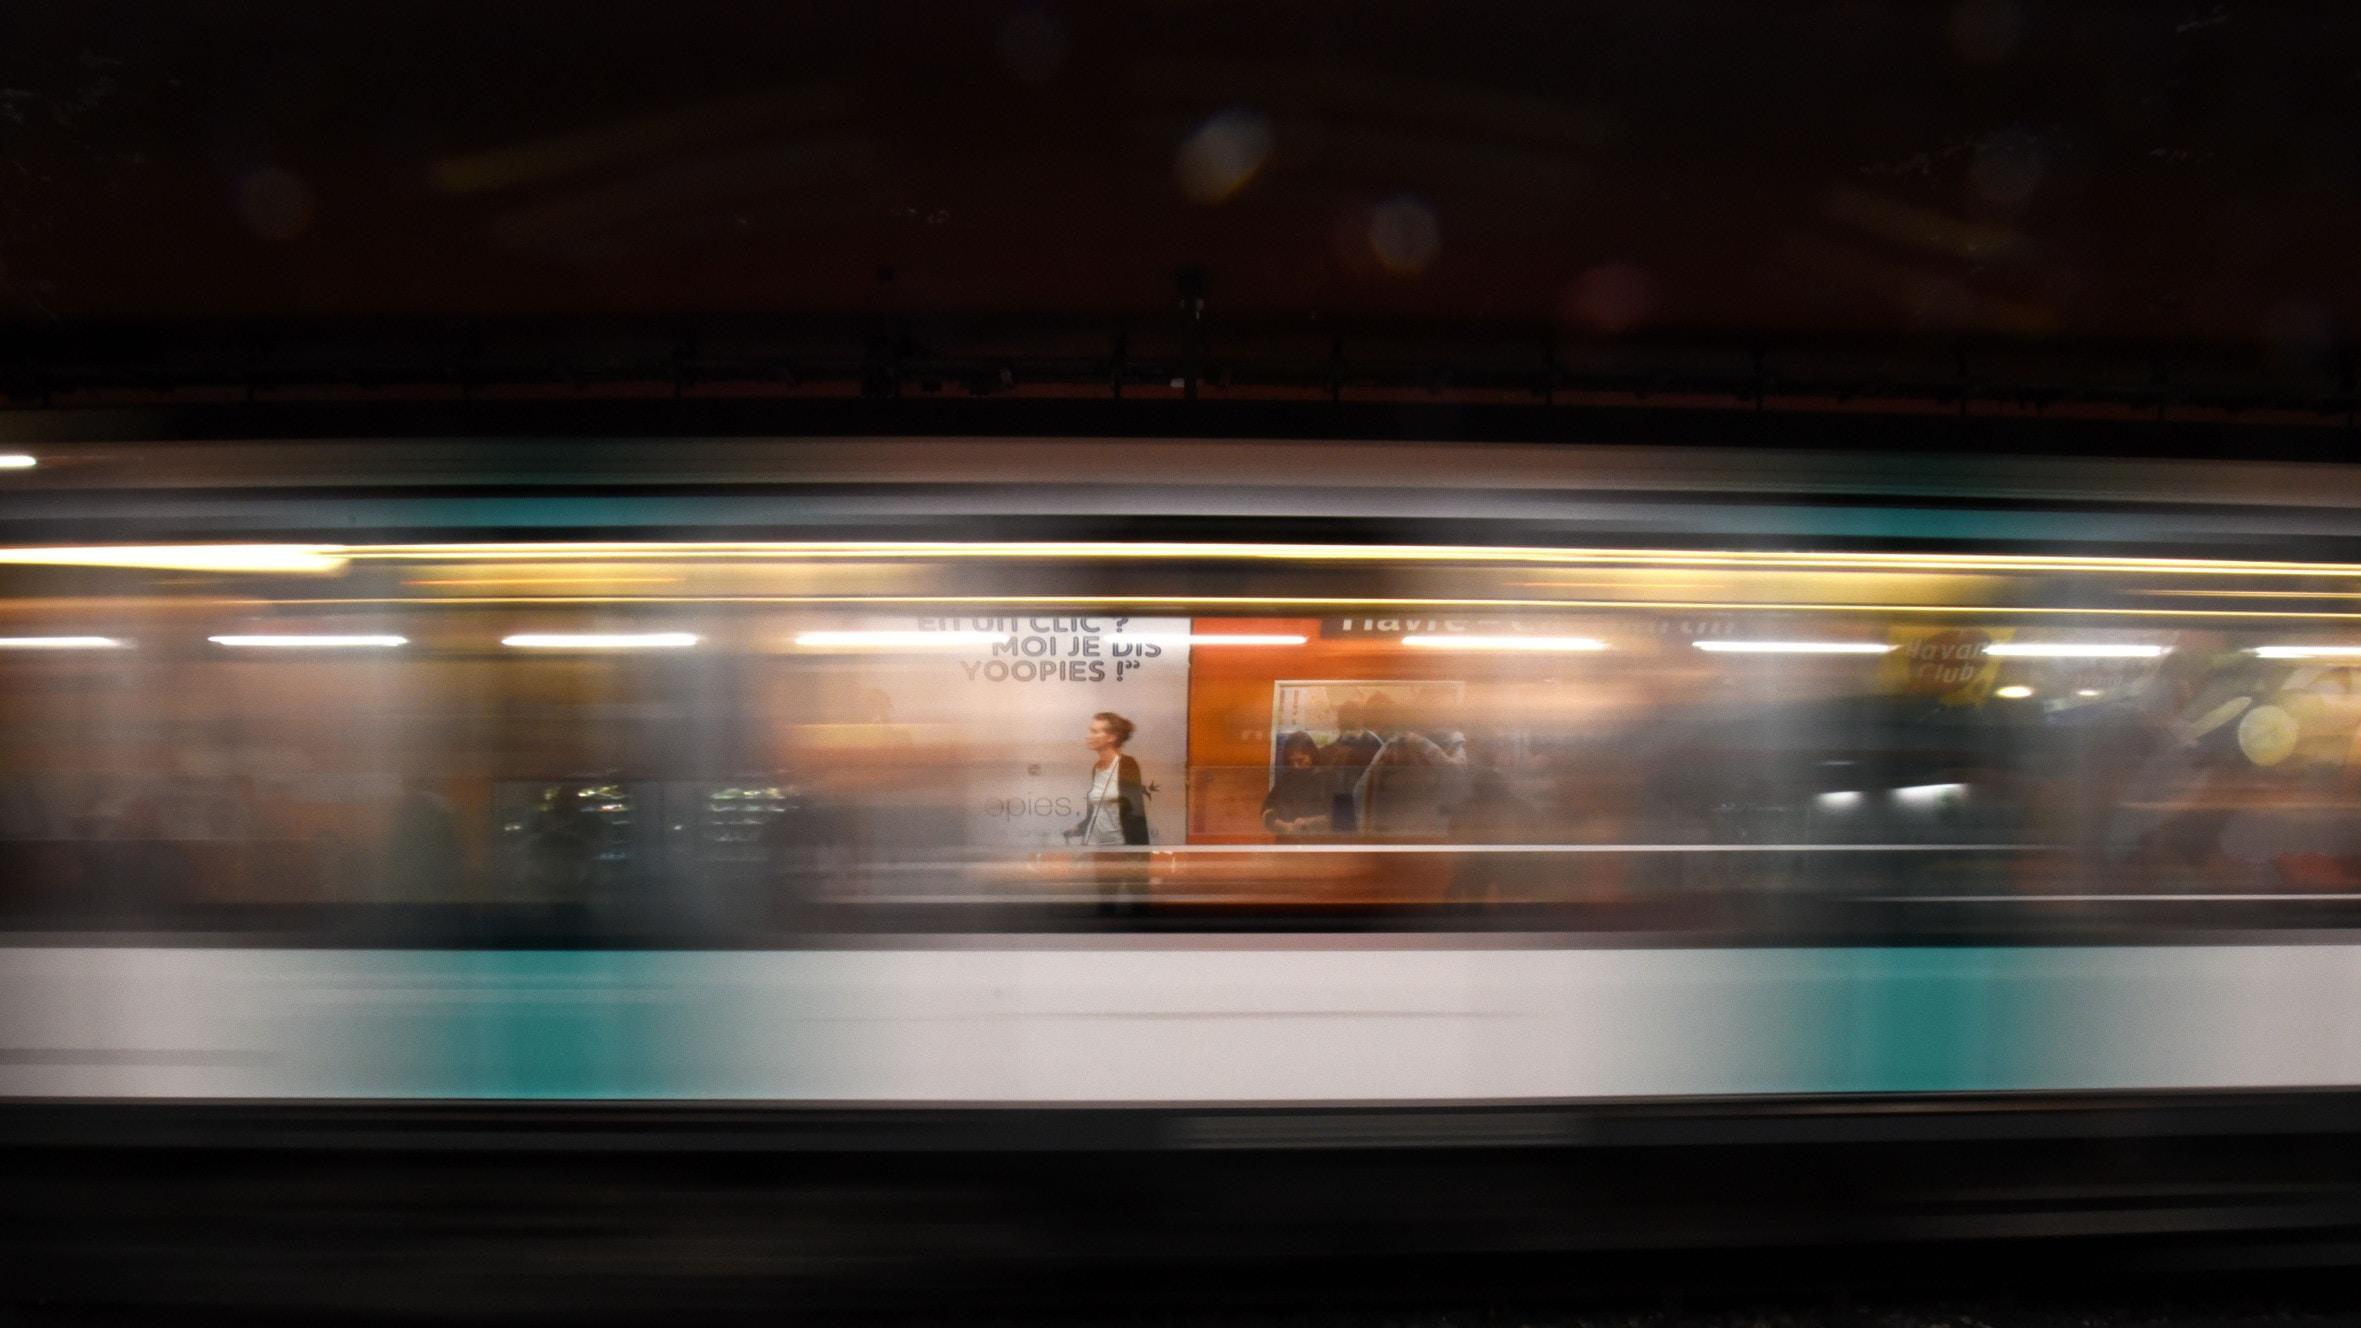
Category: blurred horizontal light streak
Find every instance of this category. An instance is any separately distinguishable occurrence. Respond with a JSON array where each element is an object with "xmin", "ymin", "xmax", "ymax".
[
  {"xmin": 852, "ymin": 841, "xmax": 2030, "ymax": 857},
  {"xmin": 2253, "ymin": 645, "xmax": 2361, "ymax": 659},
  {"xmin": 346, "ymin": 541, "xmax": 2361, "ymax": 577},
  {"xmin": 429, "ymin": 86, "xmax": 852, "ymax": 194},
  {"xmin": 1820, "ymin": 186, "xmax": 2030, "ymax": 262},
  {"xmin": 1133, "ymin": 633, "xmax": 1308, "ymax": 646},
  {"xmin": 1995, "ymin": 685, "xmax": 2037, "ymax": 698},
  {"xmin": 2139, "ymin": 589, "xmax": 2361, "ymax": 599},
  {"xmin": 0, "ymin": 635, "xmax": 121, "ymax": 648},
  {"xmin": 1893, "ymin": 782, "xmax": 1968, "ymax": 807},
  {"xmin": 1511, "ymin": 568, "xmax": 2004, "ymax": 607},
  {"xmin": 1984, "ymin": 642, "xmax": 2167, "ymax": 658},
  {"xmin": 405, "ymin": 575, "xmax": 684, "ymax": 587},
  {"xmin": 1402, "ymin": 634, "xmax": 1606, "ymax": 652},
  {"xmin": 202, "ymin": 591, "xmax": 2361, "ymax": 621},
  {"xmin": 0, "ymin": 454, "xmax": 36, "ymax": 469},
  {"xmin": 0, "ymin": 545, "xmax": 348, "ymax": 573},
  {"xmin": 1772, "ymin": 231, "xmax": 2058, "ymax": 335},
  {"xmin": 210, "ymin": 634, "xmax": 405, "ymax": 648},
  {"xmin": 1693, "ymin": 640, "xmax": 1892, "ymax": 654},
  {"xmin": 793, "ymin": 629, "xmax": 1011, "ymax": 649},
  {"xmin": 500, "ymin": 632, "xmax": 698, "ymax": 649},
  {"xmin": 1876, "ymin": 893, "xmax": 2361, "ymax": 902}
]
